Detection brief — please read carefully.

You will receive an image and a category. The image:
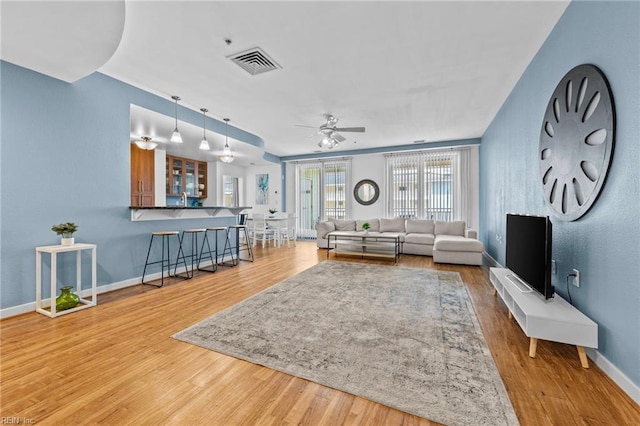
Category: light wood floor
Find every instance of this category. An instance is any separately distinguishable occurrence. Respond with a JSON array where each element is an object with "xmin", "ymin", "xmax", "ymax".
[{"xmin": 1, "ymin": 241, "xmax": 638, "ymax": 425}]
